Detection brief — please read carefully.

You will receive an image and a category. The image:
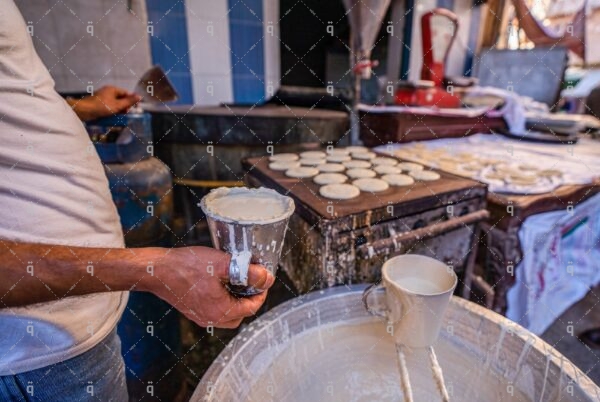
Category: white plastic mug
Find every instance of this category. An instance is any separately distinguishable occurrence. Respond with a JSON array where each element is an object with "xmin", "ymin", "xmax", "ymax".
[{"xmin": 363, "ymin": 254, "xmax": 457, "ymax": 348}]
